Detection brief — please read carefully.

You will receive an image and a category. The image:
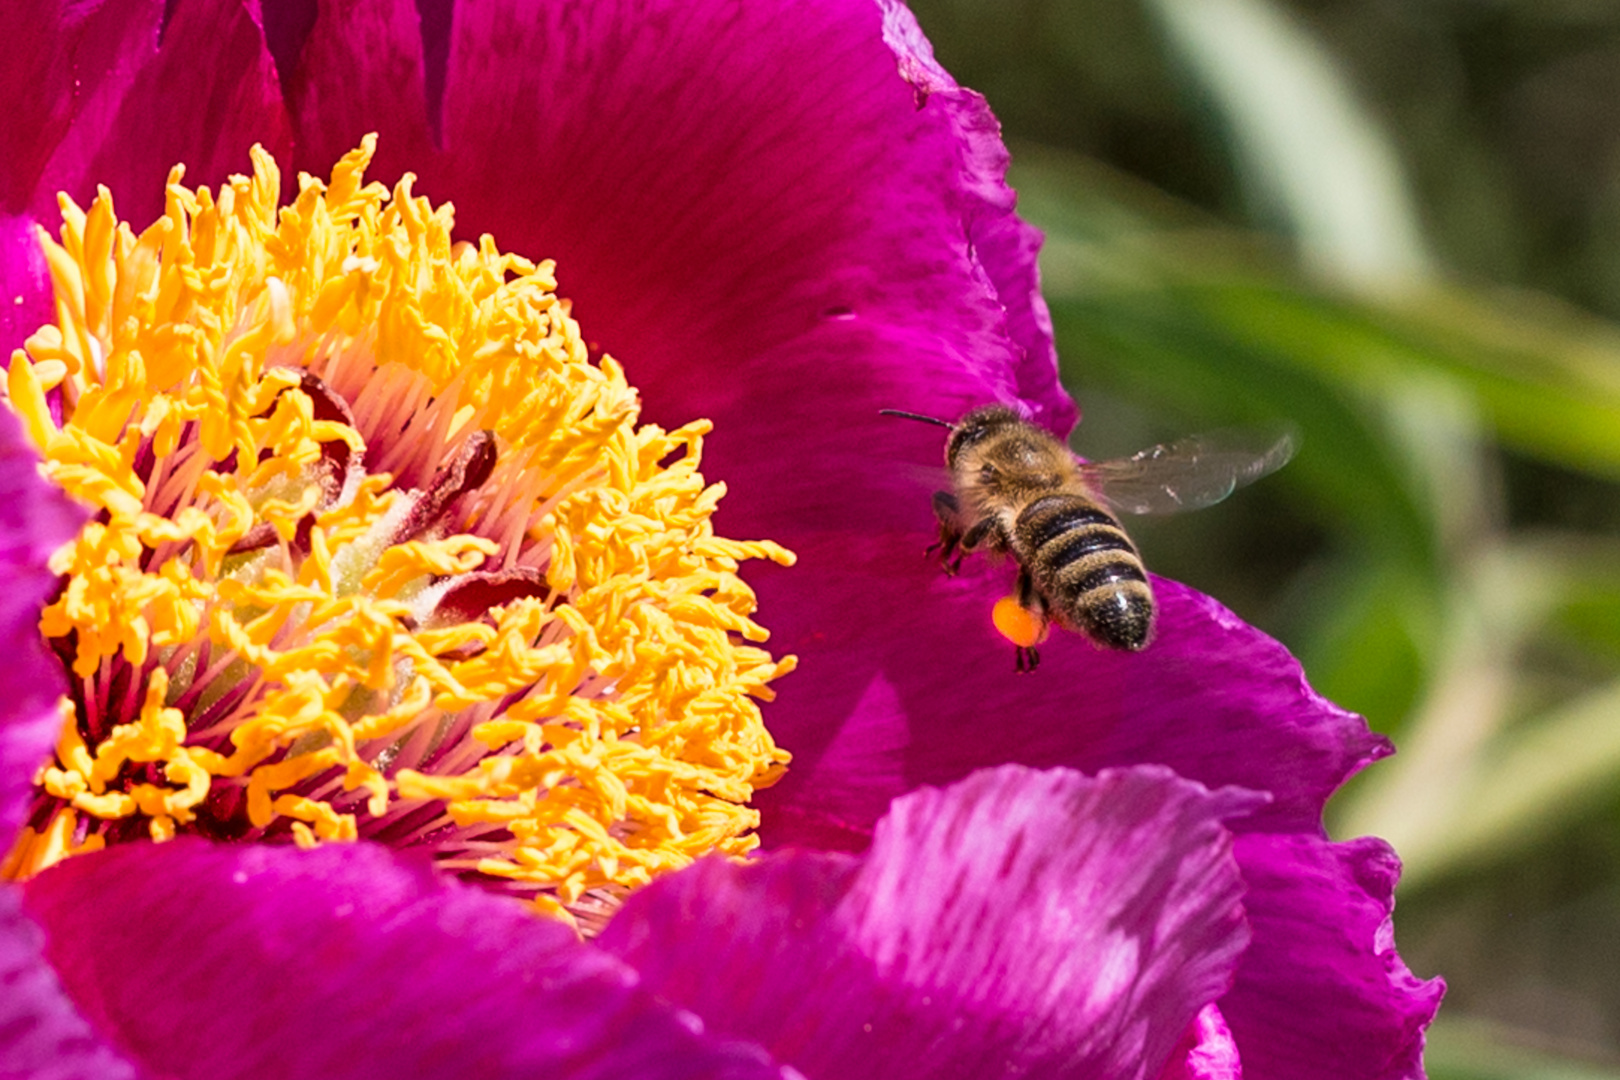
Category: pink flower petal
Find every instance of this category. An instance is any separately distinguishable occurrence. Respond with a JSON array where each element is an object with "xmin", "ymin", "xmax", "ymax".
[
  {"xmin": 0, "ymin": 0, "xmax": 82, "ymax": 213},
  {"xmin": 0, "ymin": 212, "xmax": 53, "ymax": 373},
  {"xmin": 331, "ymin": 0, "xmax": 1074, "ymax": 499},
  {"xmin": 0, "ymin": 888, "xmax": 142, "ymax": 1080},
  {"xmin": 1222, "ymin": 834, "xmax": 1444, "ymax": 1080},
  {"xmin": 23, "ymin": 840, "xmax": 790, "ymax": 1080},
  {"xmin": 1156, "ymin": 1005, "xmax": 1242, "ymax": 1080},
  {"xmin": 874, "ymin": 0, "xmax": 1057, "ymax": 399},
  {"xmin": 284, "ymin": 0, "xmax": 438, "ymax": 183},
  {"xmin": 28, "ymin": 0, "xmax": 291, "ymax": 231},
  {"xmin": 0, "ymin": 406, "xmax": 85, "ymax": 851},
  {"xmin": 753, "ymin": 555, "xmax": 1385, "ymax": 851},
  {"xmin": 601, "ymin": 765, "xmax": 1261, "ymax": 1080}
]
